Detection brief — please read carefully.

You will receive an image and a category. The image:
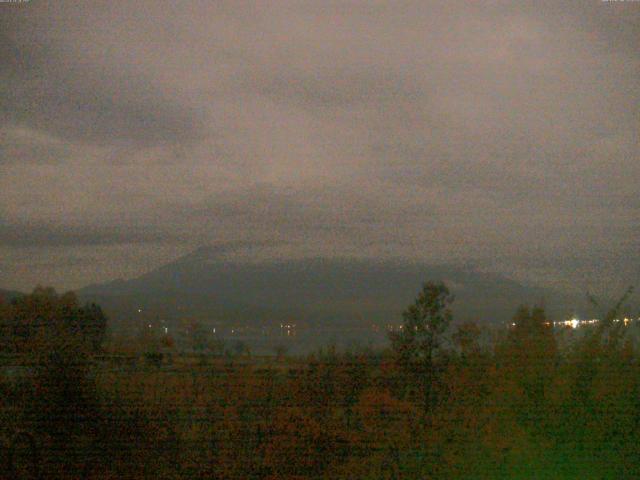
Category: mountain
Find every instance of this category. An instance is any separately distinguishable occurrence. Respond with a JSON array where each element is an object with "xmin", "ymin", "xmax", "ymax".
[{"xmin": 77, "ymin": 247, "xmax": 603, "ymax": 351}]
